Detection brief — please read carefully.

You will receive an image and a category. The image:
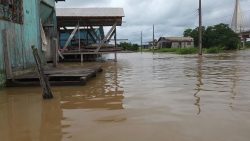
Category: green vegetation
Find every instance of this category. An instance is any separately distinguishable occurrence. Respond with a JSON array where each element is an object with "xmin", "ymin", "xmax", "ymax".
[
  {"xmin": 154, "ymin": 47, "xmax": 198, "ymax": 55},
  {"xmin": 204, "ymin": 46, "xmax": 224, "ymax": 54},
  {"xmin": 184, "ymin": 23, "xmax": 241, "ymax": 50},
  {"xmin": 150, "ymin": 46, "xmax": 228, "ymax": 55},
  {"xmin": 119, "ymin": 42, "xmax": 139, "ymax": 51},
  {"xmin": 245, "ymin": 41, "xmax": 250, "ymax": 48}
]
